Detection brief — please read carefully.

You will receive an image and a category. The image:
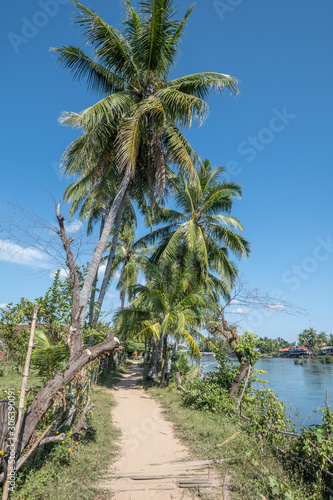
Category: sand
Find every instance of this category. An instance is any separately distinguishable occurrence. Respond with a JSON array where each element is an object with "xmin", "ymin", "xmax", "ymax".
[{"xmin": 97, "ymin": 362, "xmax": 210, "ymax": 499}]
